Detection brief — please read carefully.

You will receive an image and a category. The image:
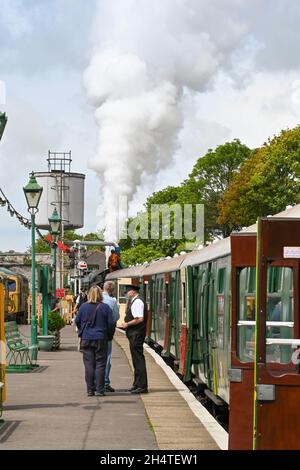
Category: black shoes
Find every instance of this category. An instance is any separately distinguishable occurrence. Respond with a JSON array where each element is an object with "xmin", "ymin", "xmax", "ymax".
[
  {"xmin": 87, "ymin": 390, "xmax": 106, "ymax": 397},
  {"xmin": 128, "ymin": 386, "xmax": 137, "ymax": 392},
  {"xmin": 130, "ymin": 387, "xmax": 148, "ymax": 394},
  {"xmin": 105, "ymin": 384, "xmax": 115, "ymax": 392}
]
